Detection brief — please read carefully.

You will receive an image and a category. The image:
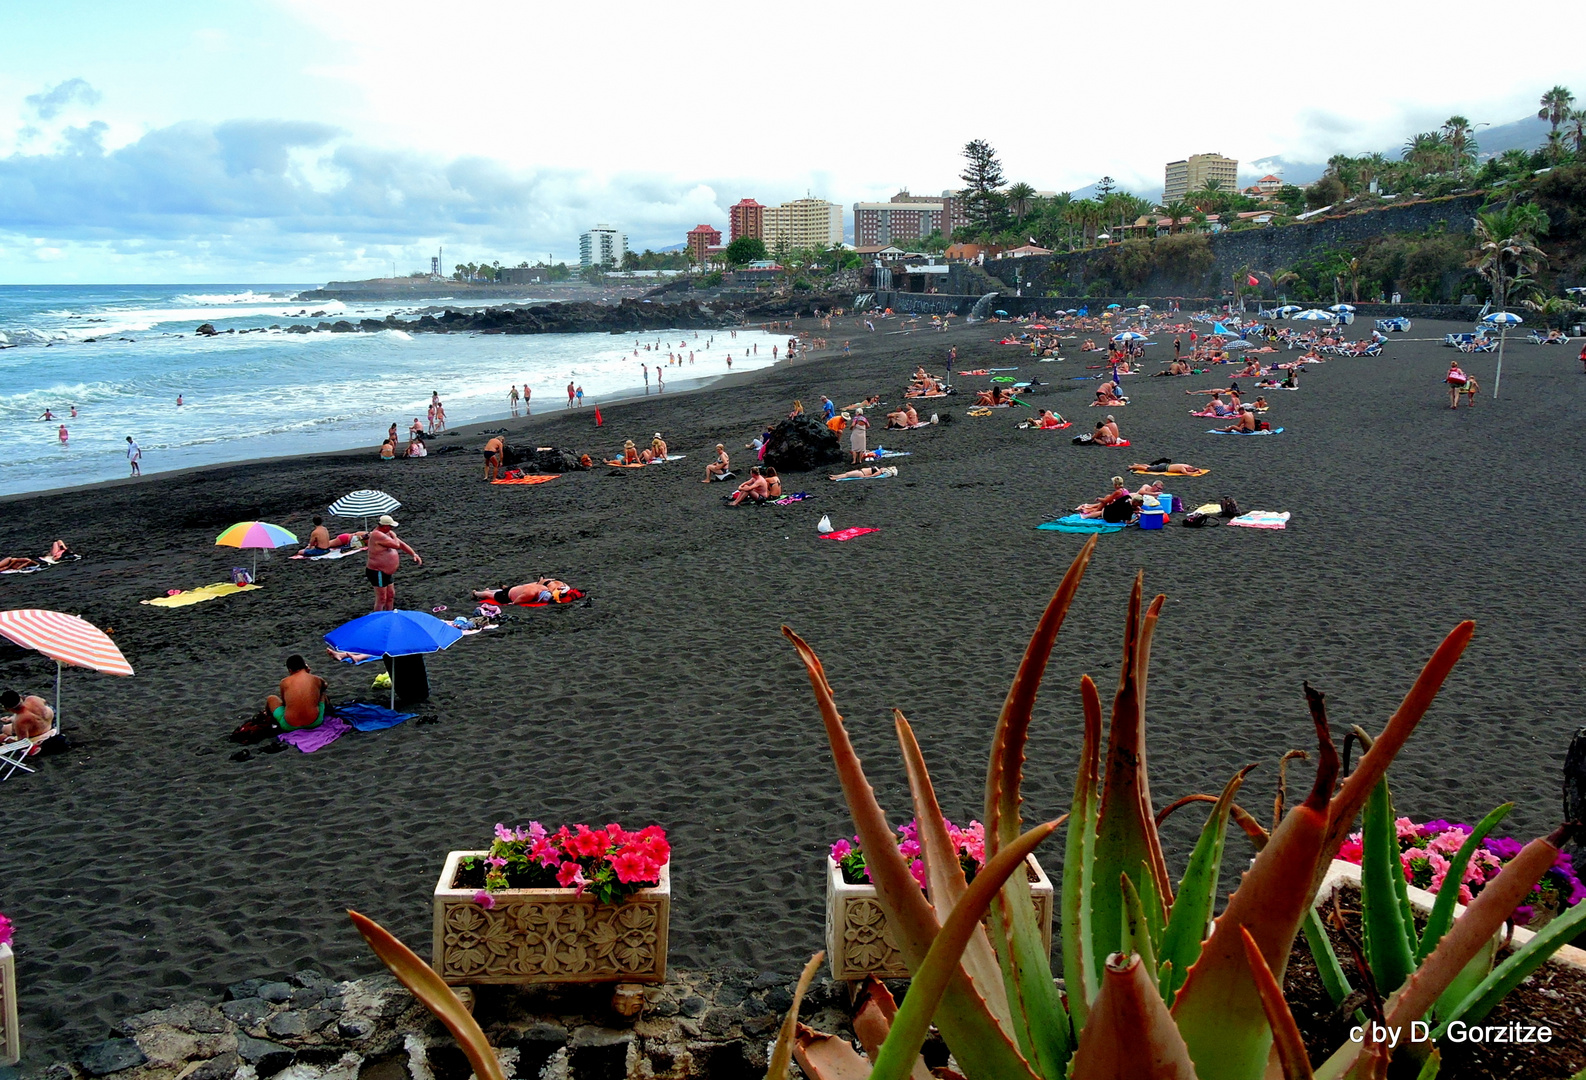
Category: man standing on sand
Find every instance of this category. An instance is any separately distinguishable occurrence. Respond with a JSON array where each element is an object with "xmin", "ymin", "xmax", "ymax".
[
  {"xmin": 523, "ymin": 384, "xmax": 531, "ymax": 410},
  {"xmin": 643, "ymin": 363, "xmax": 649, "ymax": 392},
  {"xmin": 265, "ymin": 655, "xmax": 328, "ymax": 731},
  {"xmin": 567, "ymin": 381, "xmax": 576, "ymax": 408},
  {"xmin": 483, "ymin": 434, "xmax": 505, "ymax": 480},
  {"xmin": 126, "ymin": 436, "xmax": 142, "ymax": 476},
  {"xmin": 365, "ymin": 514, "xmax": 421, "ymax": 611}
]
